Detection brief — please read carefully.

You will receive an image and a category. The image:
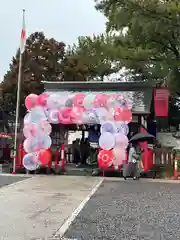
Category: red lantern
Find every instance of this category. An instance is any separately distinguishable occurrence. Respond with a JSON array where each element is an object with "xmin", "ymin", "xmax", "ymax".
[
  {"xmin": 38, "ymin": 149, "xmax": 51, "ymax": 166},
  {"xmin": 73, "ymin": 93, "xmax": 85, "ymax": 107},
  {"xmin": 98, "ymin": 150, "xmax": 114, "ymax": 169},
  {"xmin": 114, "ymin": 107, "xmax": 132, "ymax": 123}
]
